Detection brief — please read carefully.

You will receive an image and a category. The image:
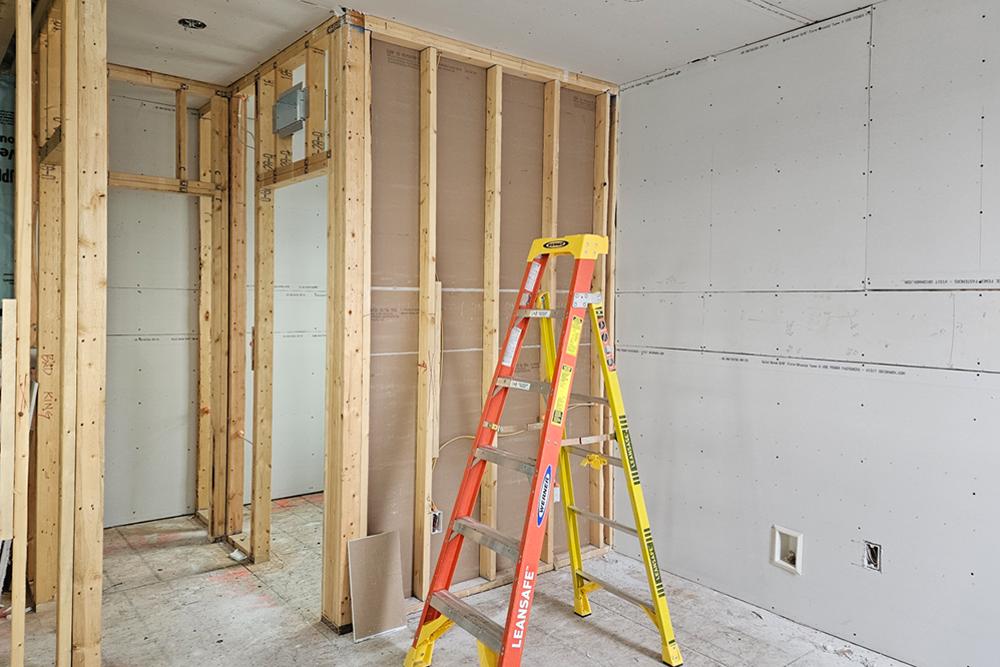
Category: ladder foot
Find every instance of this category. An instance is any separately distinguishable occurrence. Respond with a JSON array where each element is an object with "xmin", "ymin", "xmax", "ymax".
[
  {"xmin": 573, "ymin": 593, "xmax": 593, "ymax": 618},
  {"xmin": 574, "ymin": 611, "xmax": 592, "ymax": 619},
  {"xmin": 404, "ymin": 615, "xmax": 453, "ymax": 667},
  {"xmin": 661, "ymin": 639, "xmax": 684, "ymax": 666}
]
